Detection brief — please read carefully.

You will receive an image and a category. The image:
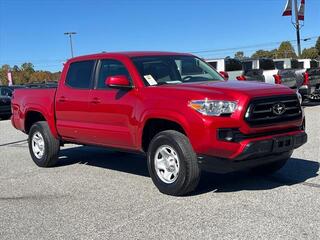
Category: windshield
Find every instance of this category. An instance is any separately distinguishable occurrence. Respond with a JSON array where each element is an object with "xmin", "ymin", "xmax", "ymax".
[{"xmin": 131, "ymin": 55, "xmax": 224, "ymax": 86}]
